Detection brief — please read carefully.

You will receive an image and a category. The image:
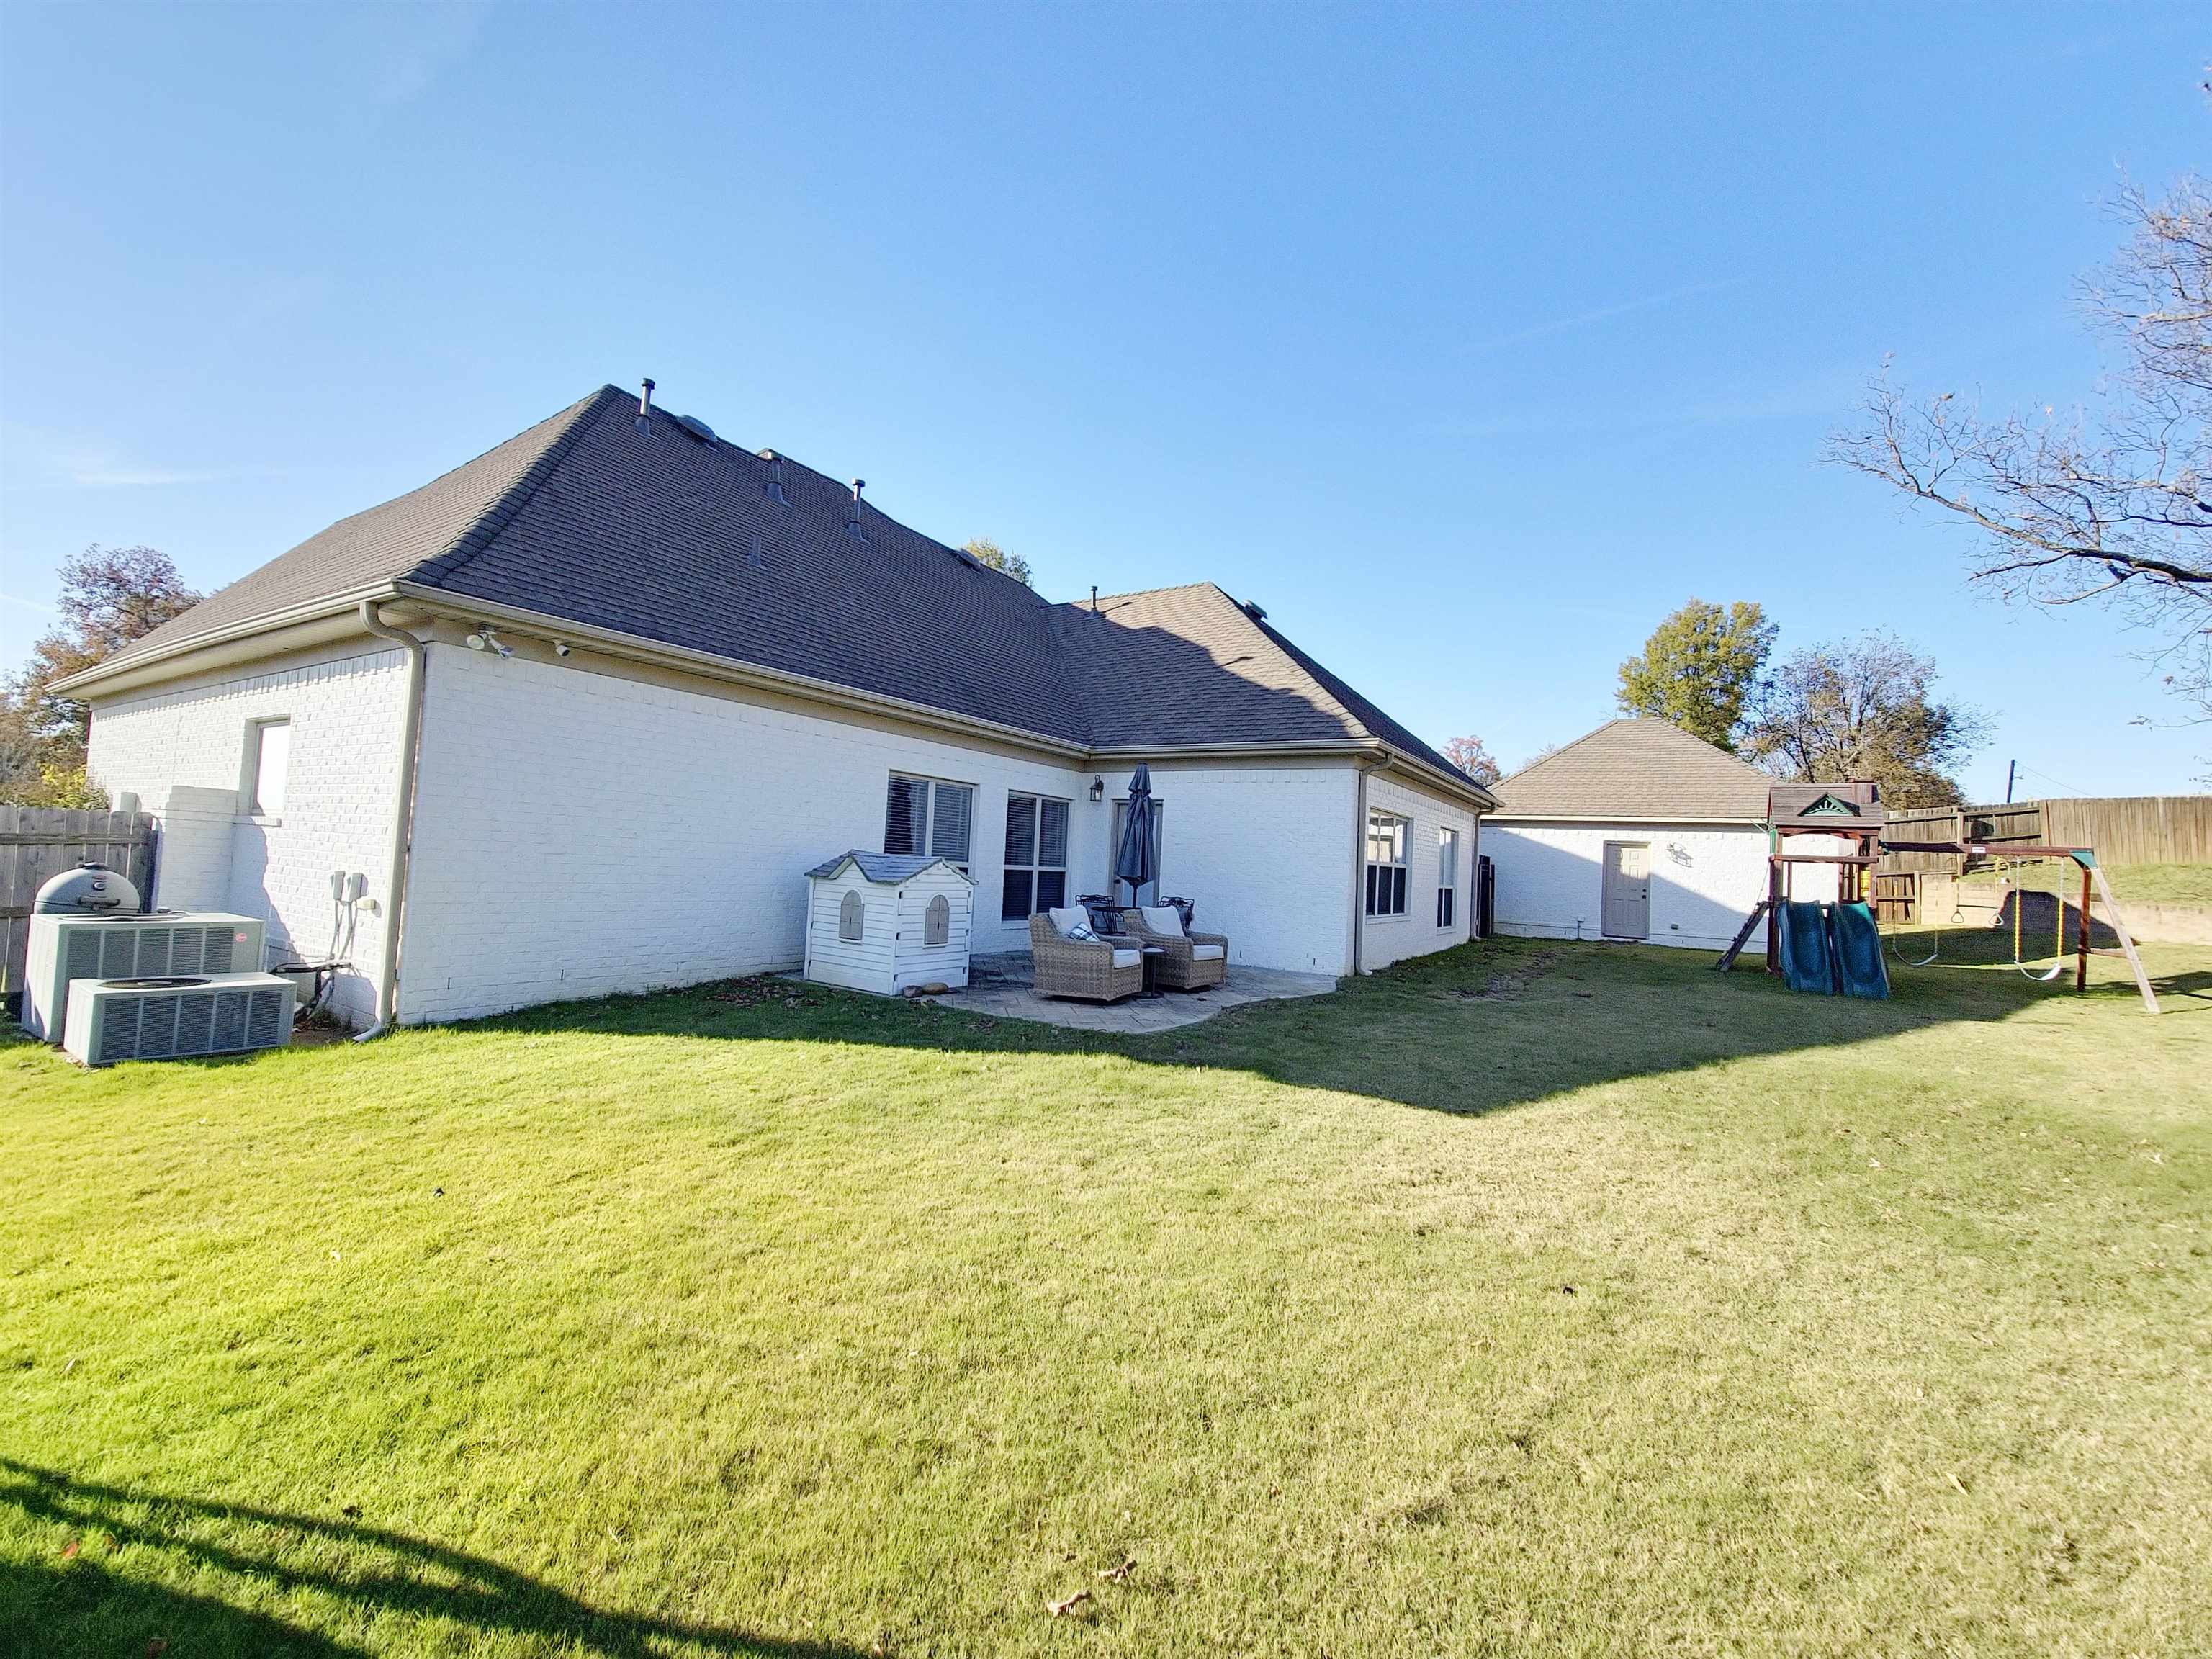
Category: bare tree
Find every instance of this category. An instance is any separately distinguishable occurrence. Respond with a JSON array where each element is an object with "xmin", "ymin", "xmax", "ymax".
[
  {"xmin": 3, "ymin": 544, "xmax": 199, "ymax": 801},
  {"xmin": 1830, "ymin": 177, "xmax": 2212, "ymax": 721},
  {"xmin": 1740, "ymin": 633, "xmax": 1987, "ymax": 807},
  {"xmin": 1439, "ymin": 734, "xmax": 1501, "ymax": 786}
]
